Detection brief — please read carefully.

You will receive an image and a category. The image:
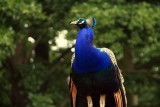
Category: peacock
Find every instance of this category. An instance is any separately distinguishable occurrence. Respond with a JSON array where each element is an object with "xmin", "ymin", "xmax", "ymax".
[{"xmin": 69, "ymin": 17, "xmax": 127, "ymax": 107}]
